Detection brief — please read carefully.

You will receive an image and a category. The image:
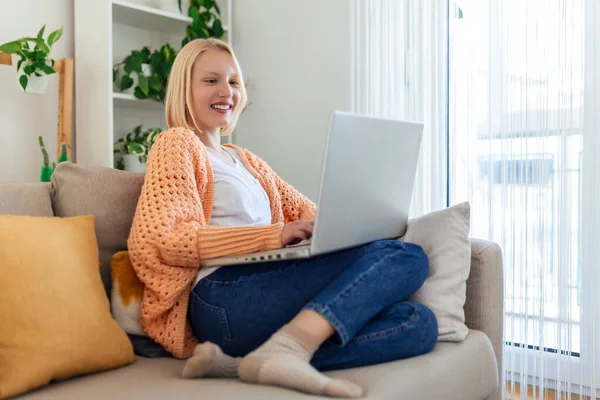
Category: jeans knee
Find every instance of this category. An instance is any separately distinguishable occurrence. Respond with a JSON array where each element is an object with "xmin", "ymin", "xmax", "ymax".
[
  {"xmin": 395, "ymin": 241, "xmax": 429, "ymax": 285},
  {"xmin": 364, "ymin": 240, "xmax": 429, "ymax": 291}
]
